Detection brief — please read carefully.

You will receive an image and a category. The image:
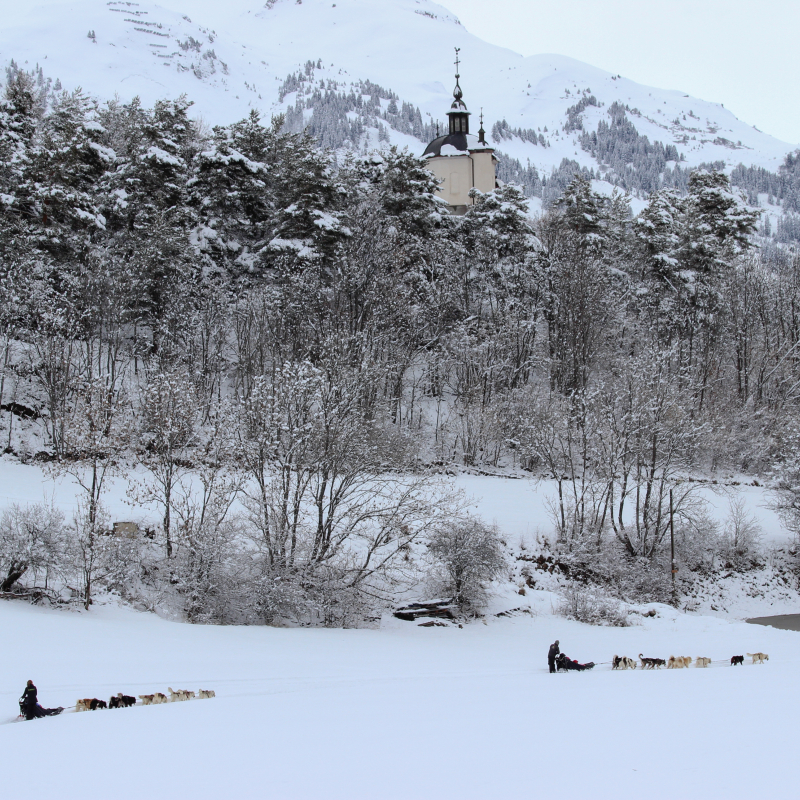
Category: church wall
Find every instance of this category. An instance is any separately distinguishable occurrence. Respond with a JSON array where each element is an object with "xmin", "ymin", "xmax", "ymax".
[
  {"xmin": 472, "ymin": 152, "xmax": 497, "ymax": 194},
  {"xmin": 426, "ymin": 156, "xmax": 475, "ymax": 208}
]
